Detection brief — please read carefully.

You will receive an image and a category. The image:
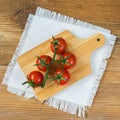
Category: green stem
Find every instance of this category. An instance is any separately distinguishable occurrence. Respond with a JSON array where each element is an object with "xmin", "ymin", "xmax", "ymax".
[
  {"xmin": 47, "ymin": 77, "xmax": 55, "ymax": 81},
  {"xmin": 41, "ymin": 48, "xmax": 57, "ymax": 88},
  {"xmin": 54, "ymin": 60, "xmax": 62, "ymax": 63},
  {"xmin": 41, "ymin": 68, "xmax": 49, "ymax": 88}
]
